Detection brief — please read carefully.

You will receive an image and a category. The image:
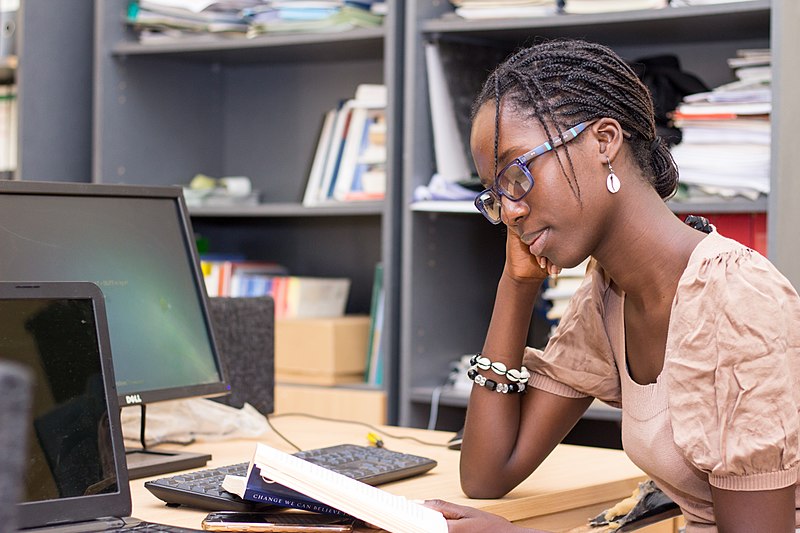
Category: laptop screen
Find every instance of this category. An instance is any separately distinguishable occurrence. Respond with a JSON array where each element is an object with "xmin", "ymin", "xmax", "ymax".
[{"xmin": 0, "ymin": 282, "xmax": 132, "ymax": 530}]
